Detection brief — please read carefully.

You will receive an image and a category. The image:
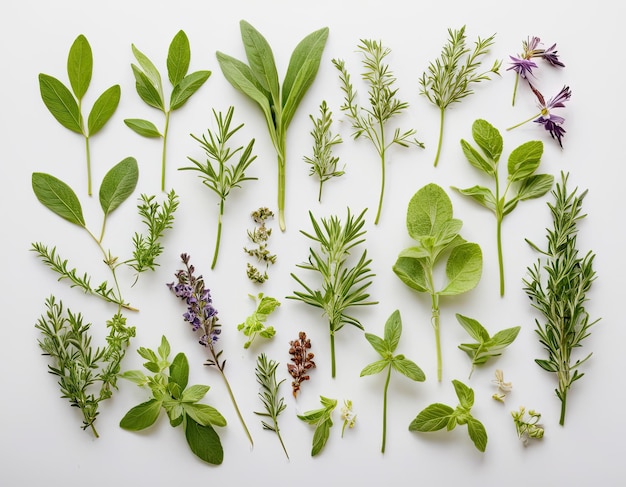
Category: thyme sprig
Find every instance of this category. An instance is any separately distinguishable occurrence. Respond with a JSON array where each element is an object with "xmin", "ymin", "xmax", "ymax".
[
  {"xmin": 523, "ymin": 172, "xmax": 599, "ymax": 425},
  {"xmin": 333, "ymin": 40, "xmax": 423, "ymax": 224}
]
